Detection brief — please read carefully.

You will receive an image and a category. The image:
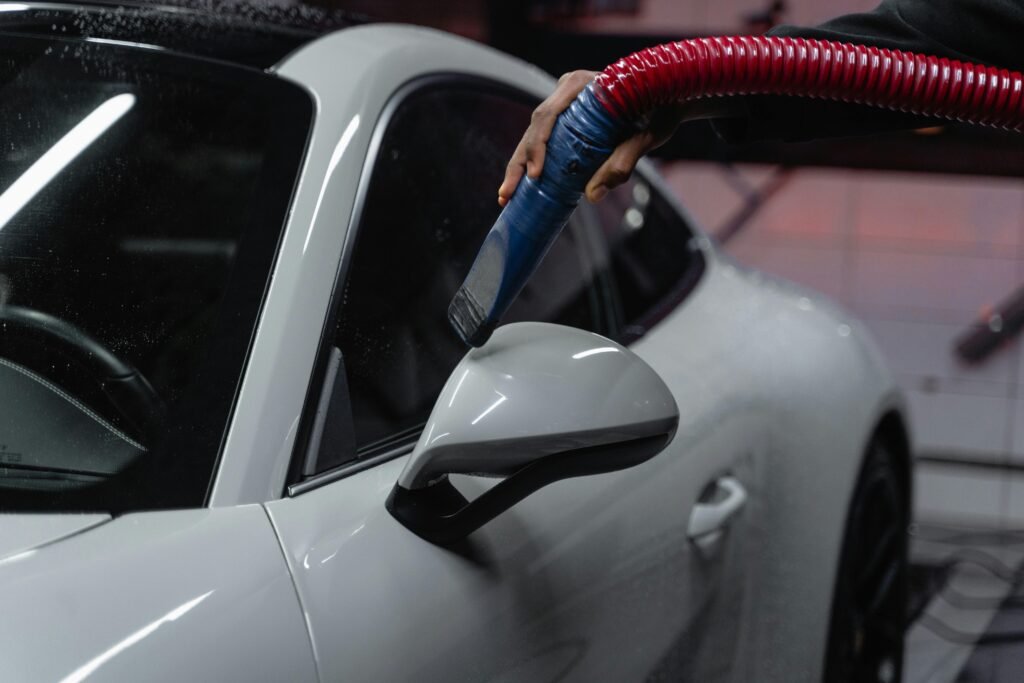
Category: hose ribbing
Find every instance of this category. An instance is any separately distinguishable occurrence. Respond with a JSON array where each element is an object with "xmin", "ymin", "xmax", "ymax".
[
  {"xmin": 450, "ymin": 35, "xmax": 1024, "ymax": 347},
  {"xmin": 593, "ymin": 35, "xmax": 1024, "ymax": 130}
]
